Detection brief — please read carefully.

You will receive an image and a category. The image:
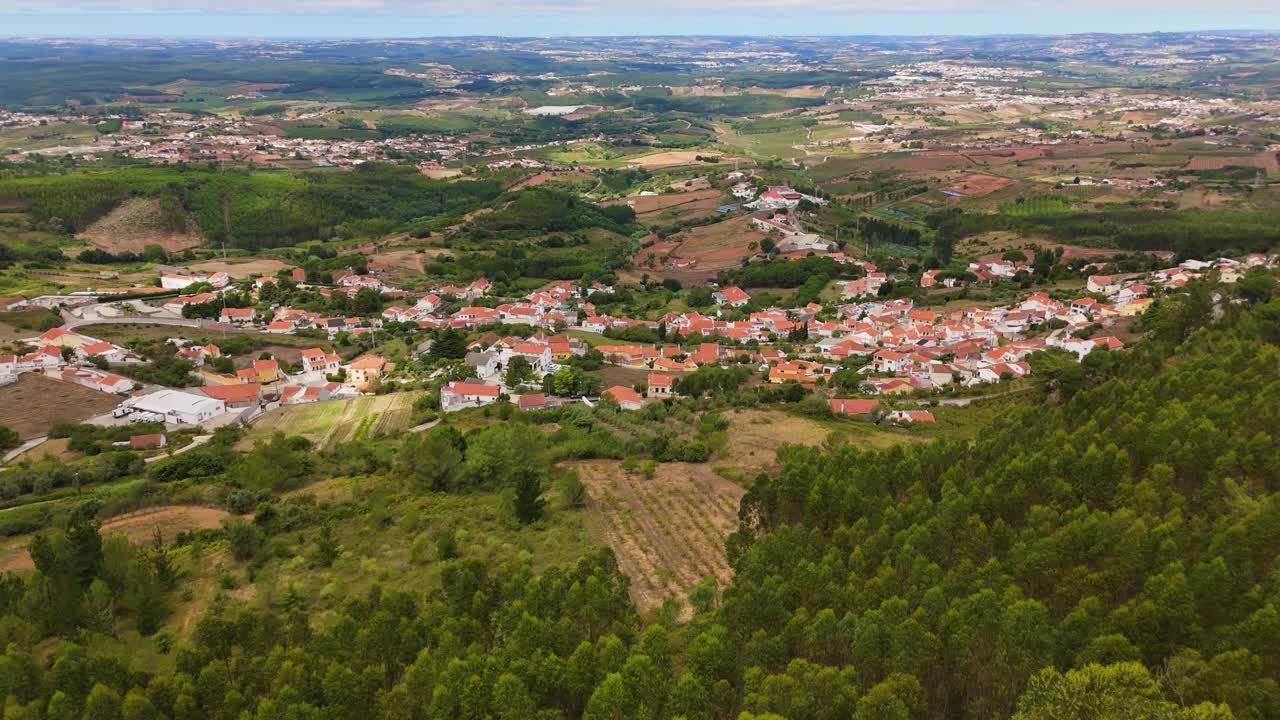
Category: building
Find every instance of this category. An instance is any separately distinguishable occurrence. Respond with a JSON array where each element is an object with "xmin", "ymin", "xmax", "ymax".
[
  {"xmin": 301, "ymin": 348, "xmax": 341, "ymax": 375},
  {"xmin": 516, "ymin": 393, "xmax": 550, "ymax": 411},
  {"xmin": 830, "ymin": 398, "xmax": 880, "ymax": 416},
  {"xmin": 220, "ymin": 307, "xmax": 257, "ymax": 325},
  {"xmin": 348, "ymin": 355, "xmax": 390, "ymax": 387},
  {"xmin": 280, "ymin": 385, "xmax": 332, "ymax": 405},
  {"xmin": 197, "ymin": 383, "xmax": 263, "ymax": 408},
  {"xmin": 440, "ymin": 381, "xmax": 501, "ymax": 412},
  {"xmin": 129, "ymin": 389, "xmax": 225, "ymax": 425},
  {"xmin": 603, "ymin": 385, "xmax": 644, "ymax": 411},
  {"xmin": 129, "ymin": 434, "xmax": 168, "ymax": 450},
  {"xmin": 713, "ymin": 286, "xmax": 751, "ymax": 307},
  {"xmin": 888, "ymin": 410, "xmax": 936, "ymax": 423},
  {"xmin": 647, "ymin": 373, "xmax": 675, "ymax": 396}
]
